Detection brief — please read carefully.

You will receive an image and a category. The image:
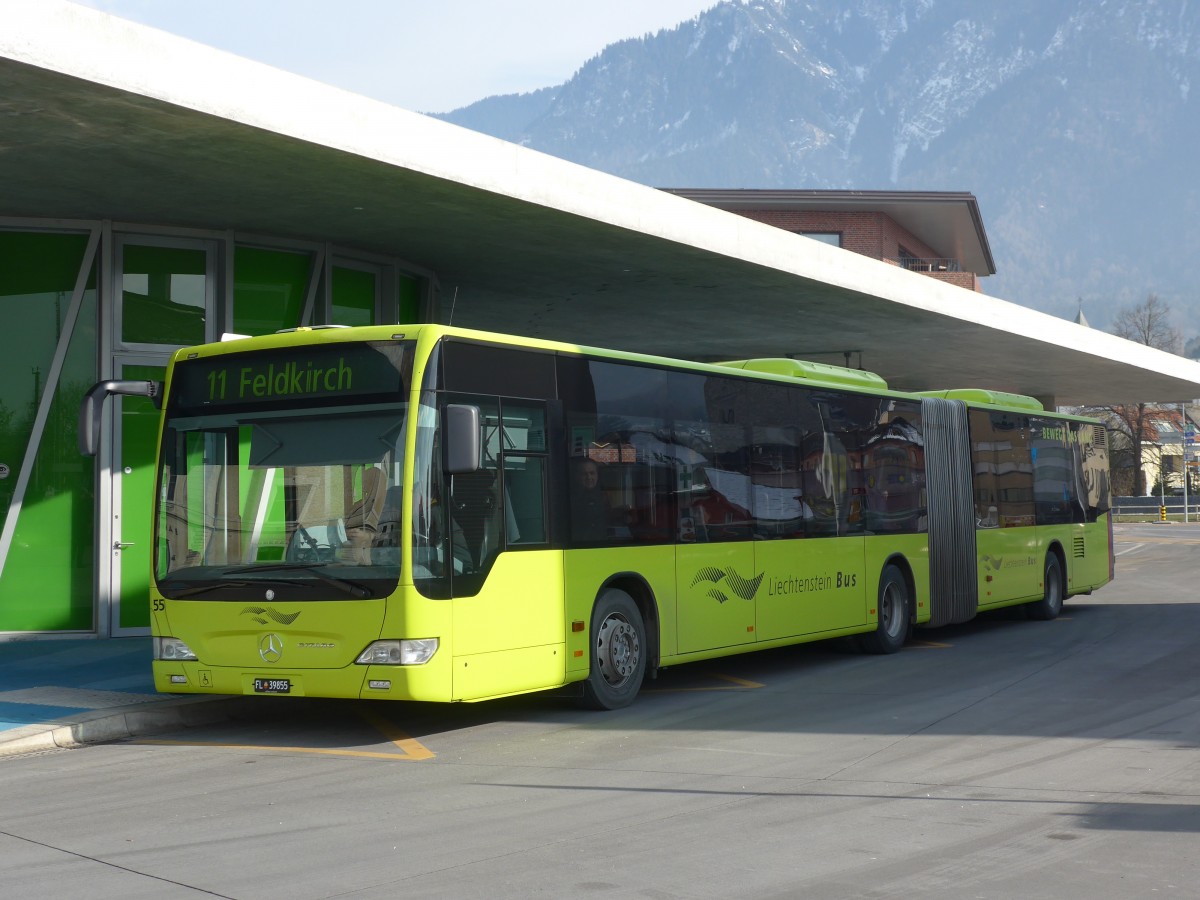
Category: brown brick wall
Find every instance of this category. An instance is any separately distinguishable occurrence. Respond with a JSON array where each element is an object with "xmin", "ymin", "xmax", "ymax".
[
  {"xmin": 734, "ymin": 209, "xmax": 980, "ymax": 292},
  {"xmin": 932, "ymin": 271, "xmax": 981, "ymax": 291},
  {"xmin": 734, "ymin": 210, "xmax": 940, "ymax": 260}
]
